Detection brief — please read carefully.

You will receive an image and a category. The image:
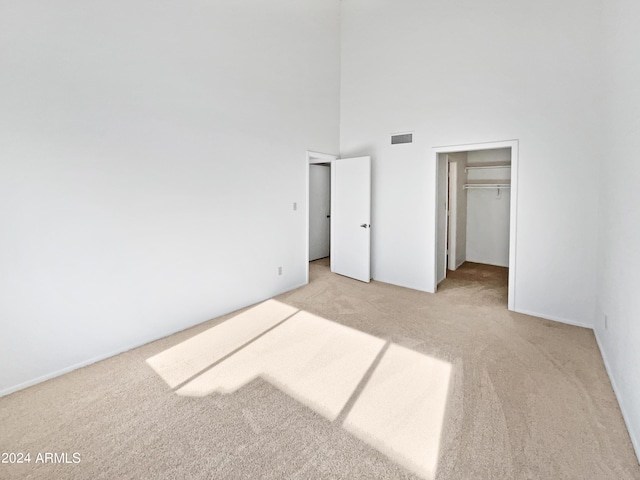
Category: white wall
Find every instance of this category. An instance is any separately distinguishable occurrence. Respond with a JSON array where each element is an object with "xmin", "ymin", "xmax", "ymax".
[
  {"xmin": 596, "ymin": 0, "xmax": 640, "ymax": 460},
  {"xmin": 0, "ymin": 0, "xmax": 340, "ymax": 394},
  {"xmin": 340, "ymin": 0, "xmax": 602, "ymax": 326},
  {"xmin": 466, "ymin": 191, "xmax": 510, "ymax": 267},
  {"xmin": 466, "ymin": 149, "xmax": 511, "ymax": 165},
  {"xmin": 466, "ymin": 149, "xmax": 511, "ymax": 267}
]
